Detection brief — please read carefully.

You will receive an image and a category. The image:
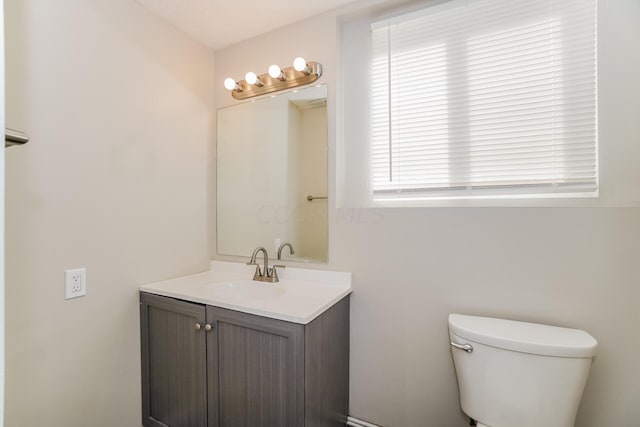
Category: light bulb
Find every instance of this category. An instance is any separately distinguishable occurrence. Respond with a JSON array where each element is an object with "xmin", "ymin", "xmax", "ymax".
[
  {"xmin": 268, "ymin": 64, "xmax": 282, "ymax": 79},
  {"xmin": 293, "ymin": 57, "xmax": 307, "ymax": 72},
  {"xmin": 245, "ymin": 72, "xmax": 258, "ymax": 85},
  {"xmin": 224, "ymin": 77, "xmax": 236, "ymax": 91}
]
